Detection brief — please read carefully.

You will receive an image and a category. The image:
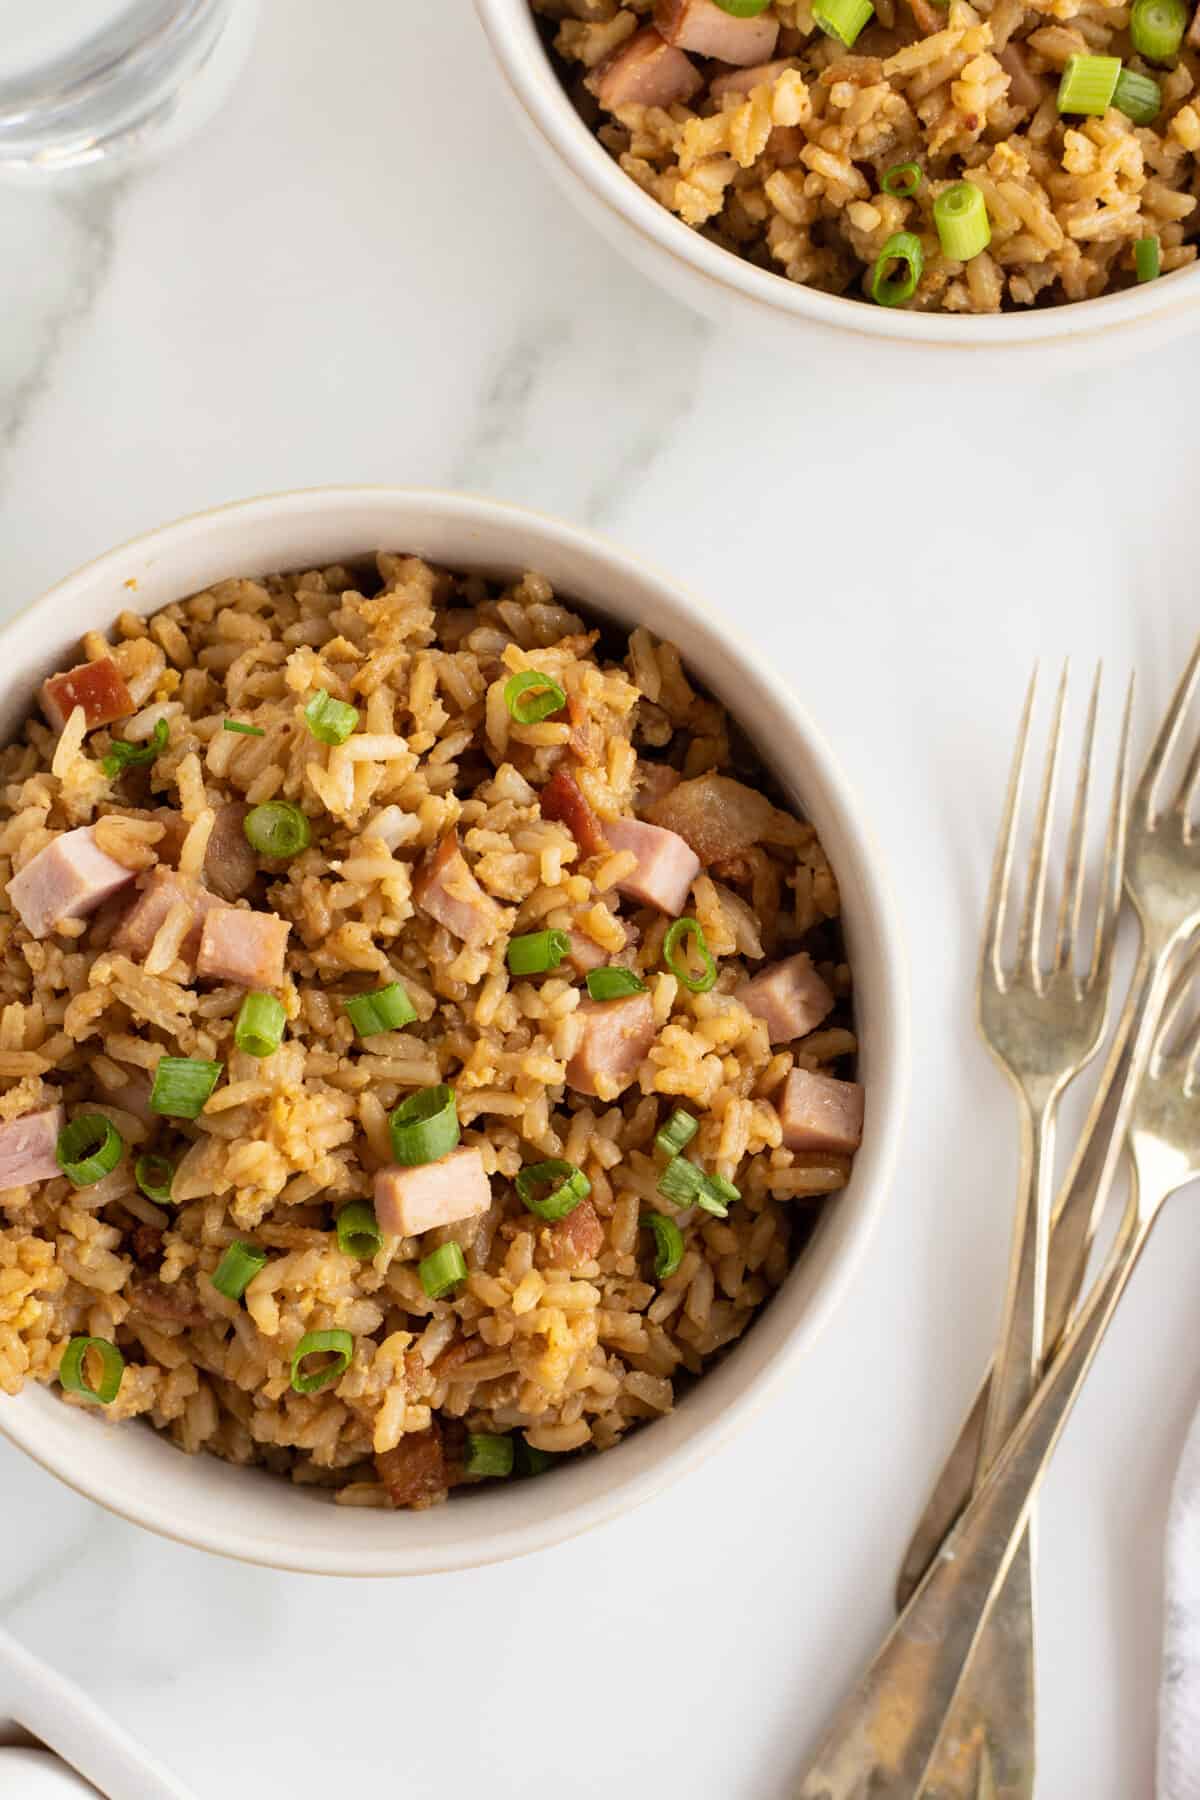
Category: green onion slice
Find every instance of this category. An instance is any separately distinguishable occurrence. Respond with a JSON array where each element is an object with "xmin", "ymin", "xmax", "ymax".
[
  {"xmin": 712, "ymin": 0, "xmax": 773, "ymax": 13},
  {"xmin": 465, "ymin": 1432, "xmax": 515, "ymax": 1477},
  {"xmin": 304, "ymin": 688, "xmax": 360, "ymax": 746},
  {"xmin": 59, "ymin": 1336, "xmax": 125, "ymax": 1405},
  {"xmin": 1057, "ymin": 52, "xmax": 1121, "ymax": 113},
  {"xmin": 134, "ymin": 1152, "xmax": 175, "ymax": 1203},
  {"xmin": 517, "ymin": 1440, "xmax": 555, "ymax": 1477},
  {"xmin": 516, "ymin": 1159, "xmax": 590, "ymax": 1223},
  {"xmin": 291, "ymin": 1328, "xmax": 354, "ymax": 1394},
  {"xmin": 1113, "ymin": 65, "xmax": 1161, "ymax": 121},
  {"xmin": 870, "ymin": 231, "xmax": 924, "ymax": 306},
  {"xmin": 1130, "ymin": 0, "xmax": 1187, "ymax": 59},
  {"xmin": 222, "ymin": 719, "xmax": 266, "ymax": 737},
  {"xmin": 100, "ymin": 716, "xmax": 168, "ymax": 778},
  {"xmin": 657, "ymin": 1155, "xmax": 740, "ymax": 1219},
  {"xmin": 336, "ymin": 1201, "xmax": 383, "ymax": 1260},
  {"xmin": 419, "ymin": 1241, "xmax": 468, "ymax": 1299},
  {"xmin": 662, "ymin": 917, "xmax": 718, "ymax": 993},
  {"xmin": 507, "ymin": 929, "xmax": 571, "ymax": 977},
  {"xmin": 211, "ymin": 1240, "xmax": 267, "ymax": 1301},
  {"xmin": 1135, "ymin": 234, "xmax": 1161, "ymax": 281},
  {"xmin": 243, "ymin": 800, "xmax": 311, "ymax": 859},
  {"xmin": 150, "ymin": 1056, "xmax": 222, "ymax": 1119},
  {"xmin": 503, "ymin": 670, "xmax": 567, "ymax": 726},
  {"xmin": 641, "ymin": 1211, "xmax": 685, "ymax": 1280},
  {"xmin": 234, "ymin": 991, "xmax": 286, "ymax": 1059},
  {"xmin": 56, "ymin": 1114, "xmax": 123, "ymax": 1187},
  {"xmin": 933, "ymin": 181, "xmax": 991, "ymax": 261},
  {"xmin": 881, "ymin": 161, "xmax": 922, "ymax": 198},
  {"xmin": 655, "ymin": 1108, "xmax": 698, "ymax": 1159},
  {"xmin": 388, "ymin": 1084, "xmax": 459, "ymax": 1166},
  {"xmin": 344, "ymin": 981, "xmax": 418, "ymax": 1038},
  {"xmin": 813, "ymin": 0, "xmax": 874, "ymax": 46},
  {"xmin": 585, "ymin": 966, "xmax": 647, "ymax": 1001}
]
